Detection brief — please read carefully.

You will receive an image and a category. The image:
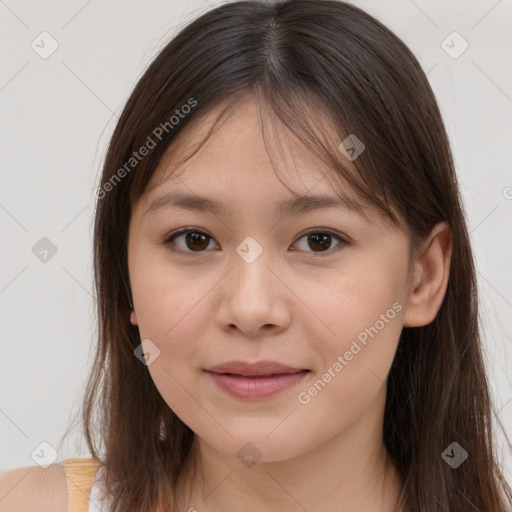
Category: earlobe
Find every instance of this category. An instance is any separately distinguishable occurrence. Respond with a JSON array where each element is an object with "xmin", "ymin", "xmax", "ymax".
[
  {"xmin": 130, "ymin": 309, "xmax": 139, "ymax": 326},
  {"xmin": 402, "ymin": 222, "xmax": 453, "ymax": 328}
]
